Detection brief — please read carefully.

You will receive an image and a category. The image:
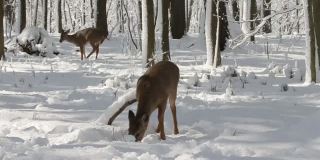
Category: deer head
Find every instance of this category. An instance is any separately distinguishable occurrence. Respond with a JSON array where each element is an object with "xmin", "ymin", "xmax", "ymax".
[
  {"xmin": 59, "ymin": 29, "xmax": 70, "ymax": 43},
  {"xmin": 128, "ymin": 110, "xmax": 149, "ymax": 142}
]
